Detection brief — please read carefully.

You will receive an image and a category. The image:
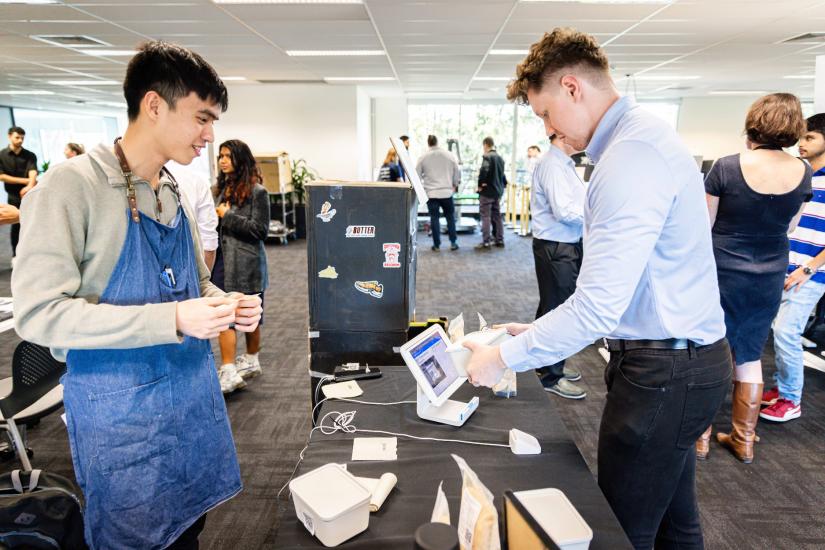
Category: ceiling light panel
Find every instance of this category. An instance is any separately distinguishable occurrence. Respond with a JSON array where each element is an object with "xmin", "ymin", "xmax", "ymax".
[
  {"xmin": 286, "ymin": 50, "xmax": 384, "ymax": 56},
  {"xmin": 213, "ymin": 0, "xmax": 362, "ymax": 3},
  {"xmin": 48, "ymin": 79, "xmax": 120, "ymax": 85}
]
